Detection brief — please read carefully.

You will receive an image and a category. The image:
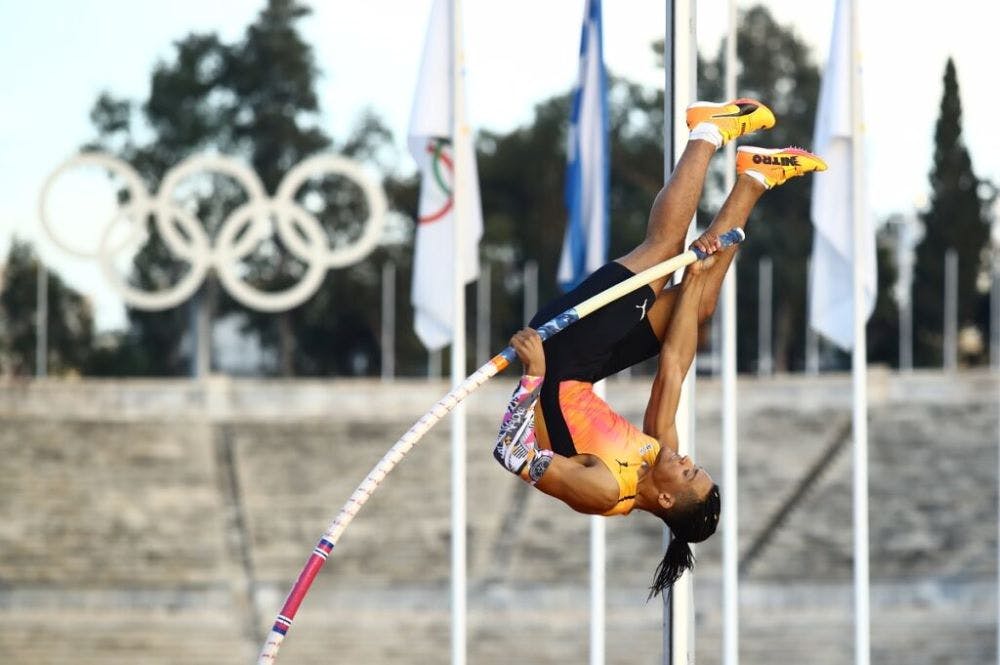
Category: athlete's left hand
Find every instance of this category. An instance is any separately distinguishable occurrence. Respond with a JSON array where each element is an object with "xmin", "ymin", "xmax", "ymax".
[{"xmin": 510, "ymin": 328, "xmax": 546, "ymax": 377}]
